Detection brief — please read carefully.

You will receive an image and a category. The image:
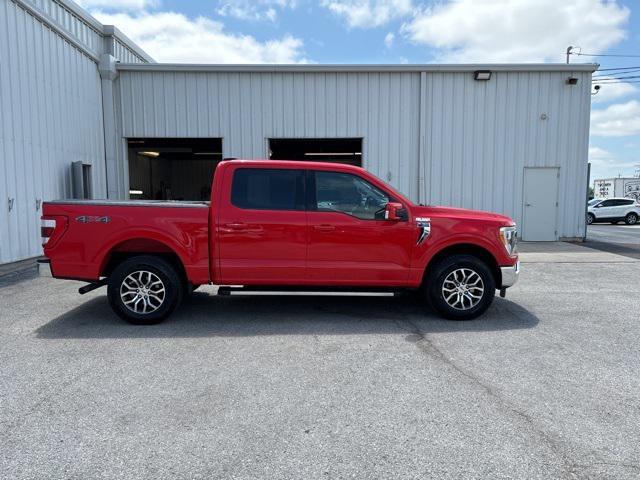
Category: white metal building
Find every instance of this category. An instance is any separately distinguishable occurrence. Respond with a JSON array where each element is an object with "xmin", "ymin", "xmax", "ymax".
[{"xmin": 1, "ymin": 0, "xmax": 596, "ymax": 266}]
